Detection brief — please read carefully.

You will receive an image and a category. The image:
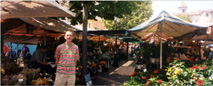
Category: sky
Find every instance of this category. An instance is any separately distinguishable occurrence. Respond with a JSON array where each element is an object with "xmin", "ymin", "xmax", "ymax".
[{"xmin": 152, "ymin": 0, "xmax": 213, "ymax": 17}]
